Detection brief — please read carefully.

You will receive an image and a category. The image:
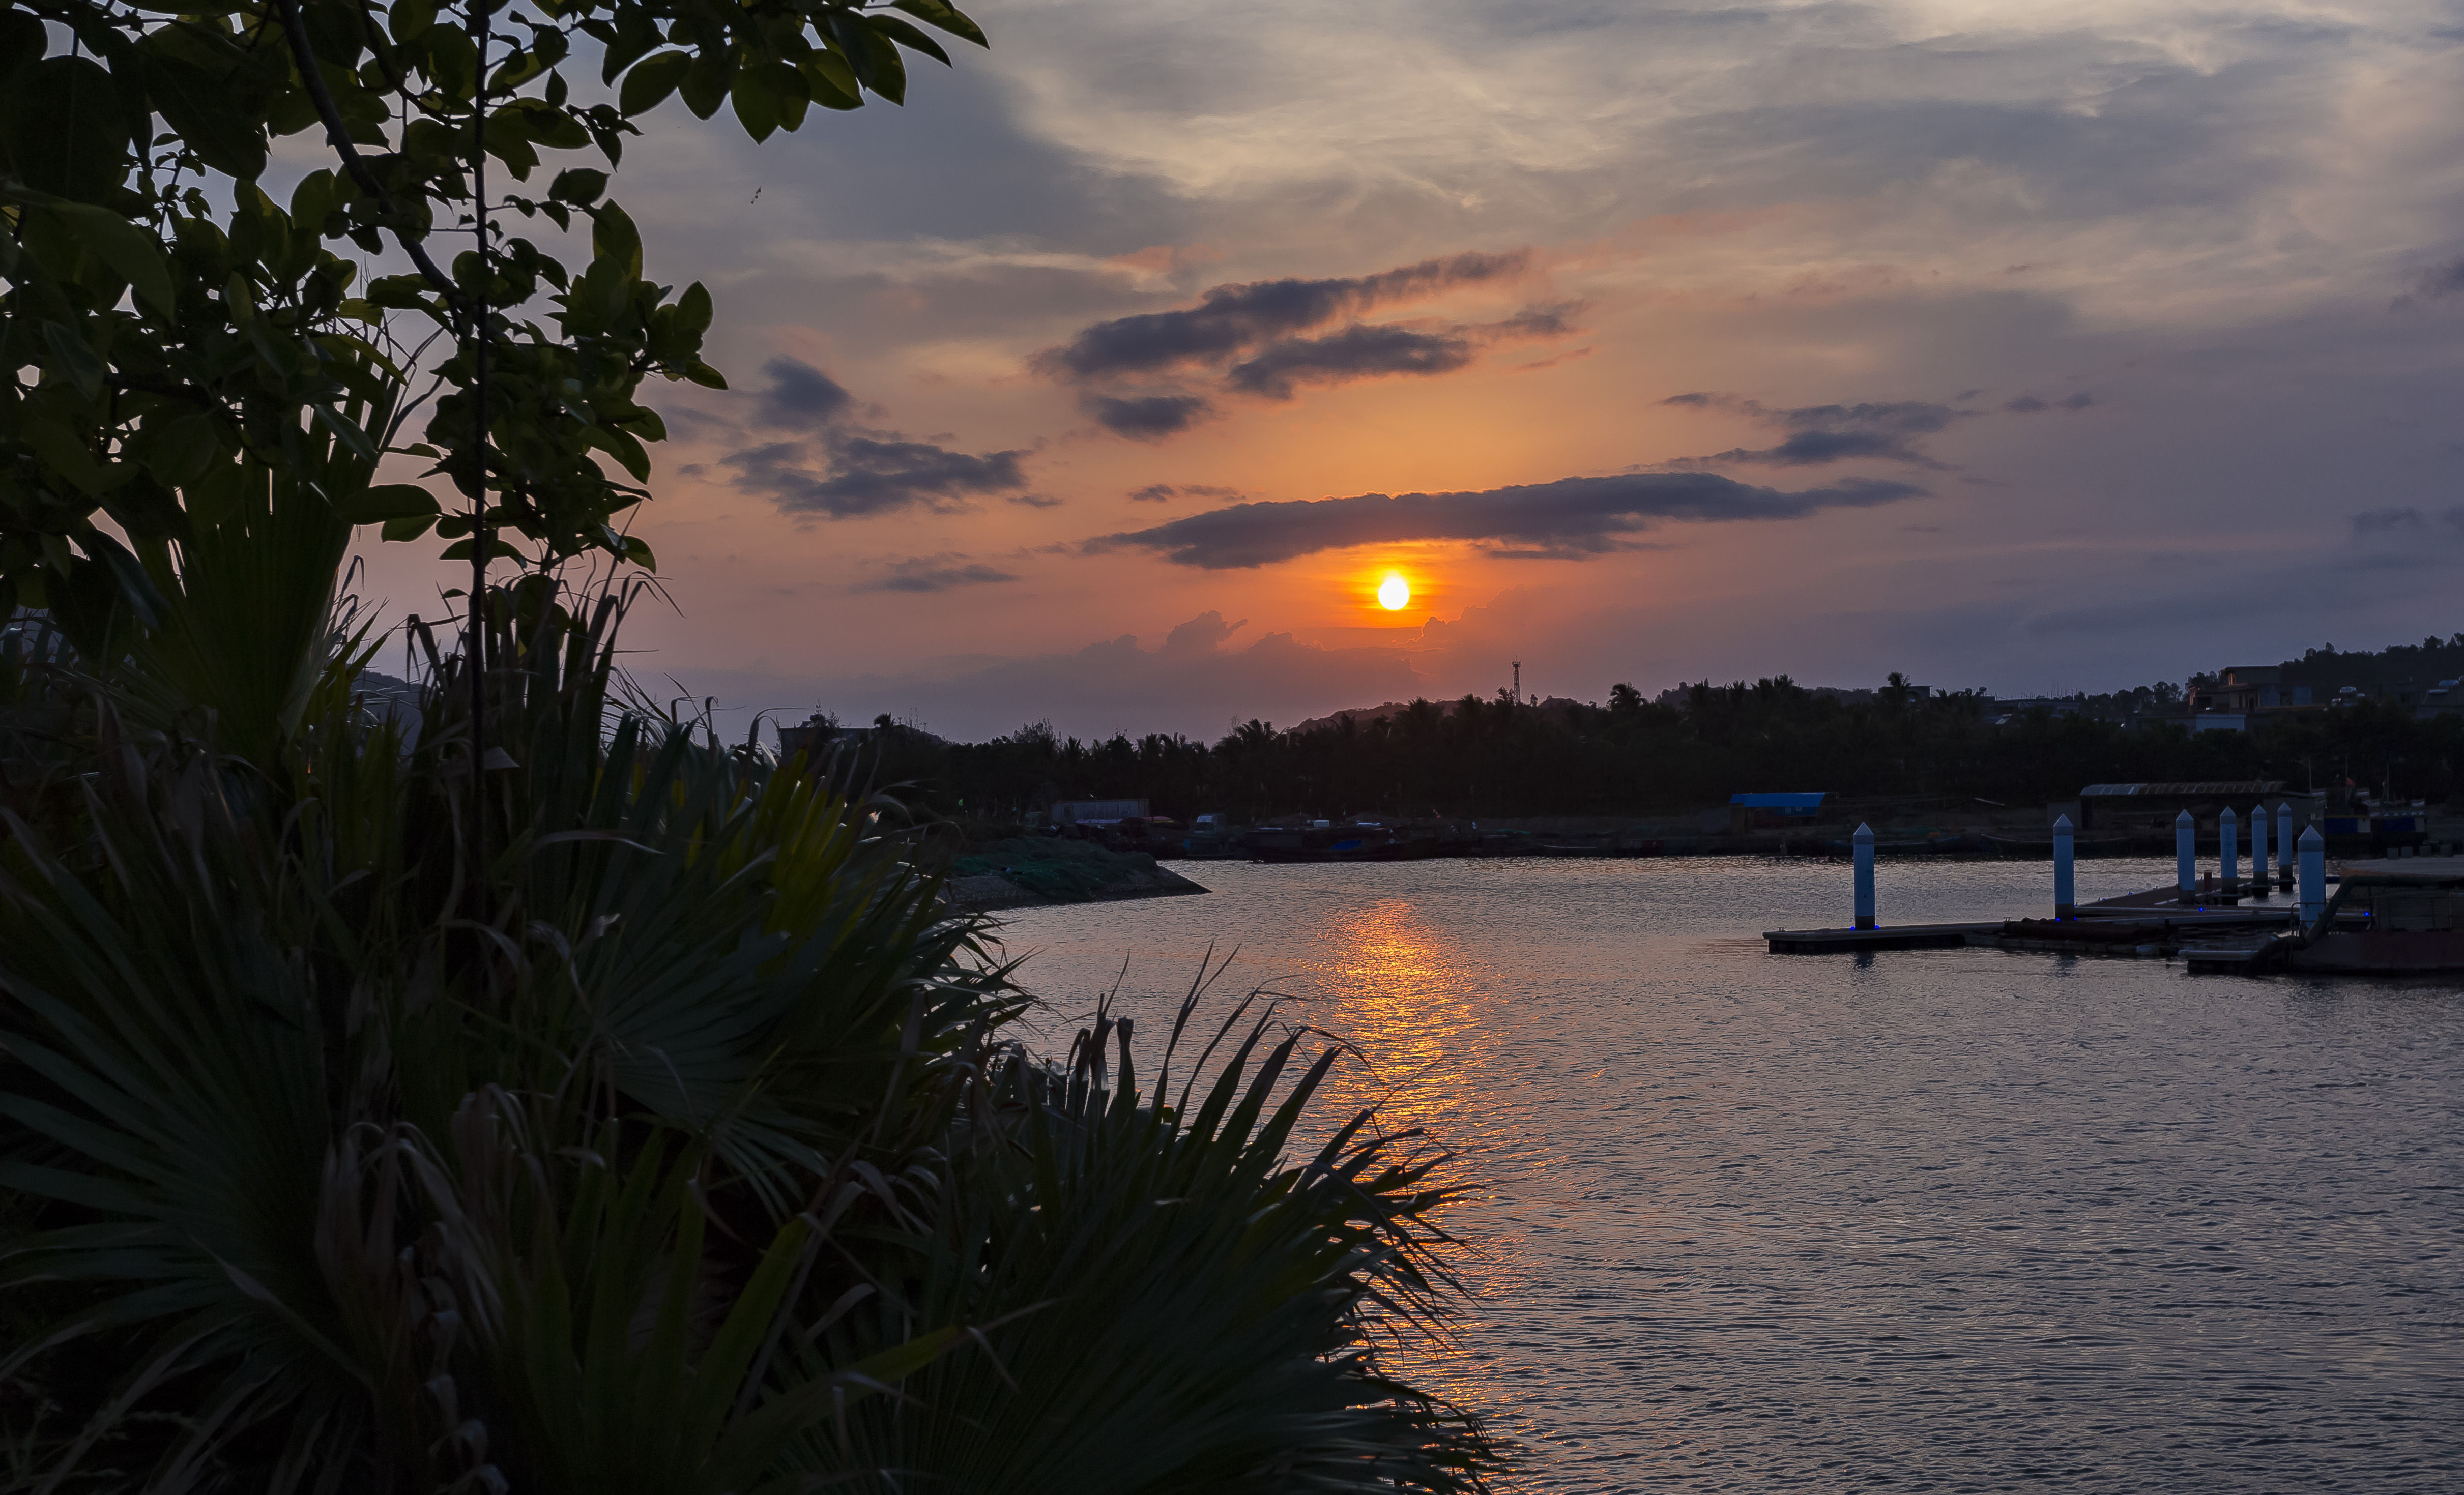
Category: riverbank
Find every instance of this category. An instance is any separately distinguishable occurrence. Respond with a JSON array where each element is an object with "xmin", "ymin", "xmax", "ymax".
[{"xmin": 945, "ymin": 836, "xmax": 1209, "ymax": 912}]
